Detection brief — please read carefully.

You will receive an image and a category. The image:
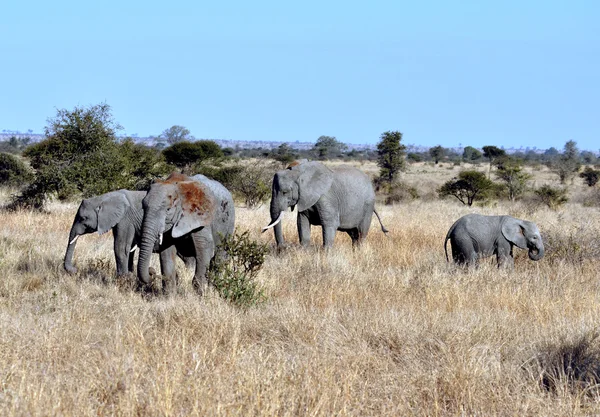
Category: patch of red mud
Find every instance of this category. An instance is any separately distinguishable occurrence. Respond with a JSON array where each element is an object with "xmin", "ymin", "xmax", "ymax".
[{"xmin": 178, "ymin": 181, "xmax": 214, "ymax": 220}]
